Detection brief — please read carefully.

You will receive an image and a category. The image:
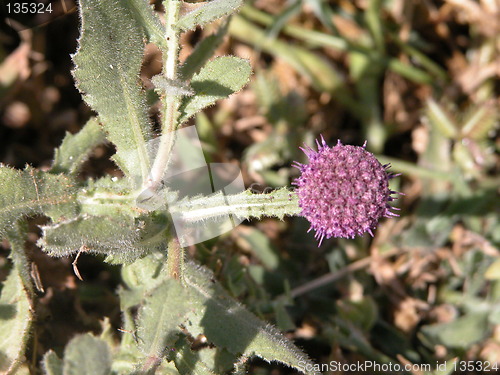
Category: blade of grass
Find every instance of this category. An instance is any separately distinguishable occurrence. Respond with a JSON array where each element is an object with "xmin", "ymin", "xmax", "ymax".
[
  {"xmin": 229, "ymin": 15, "xmax": 359, "ymax": 114},
  {"xmin": 239, "ymin": 5, "xmax": 435, "ymax": 84},
  {"xmin": 376, "ymin": 155, "xmax": 459, "ymax": 182}
]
